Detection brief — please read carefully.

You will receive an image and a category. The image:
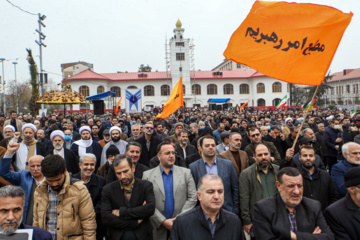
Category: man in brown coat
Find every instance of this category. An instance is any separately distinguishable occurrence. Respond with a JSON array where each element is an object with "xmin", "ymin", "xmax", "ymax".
[{"xmin": 219, "ymin": 132, "xmax": 249, "ymax": 177}]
